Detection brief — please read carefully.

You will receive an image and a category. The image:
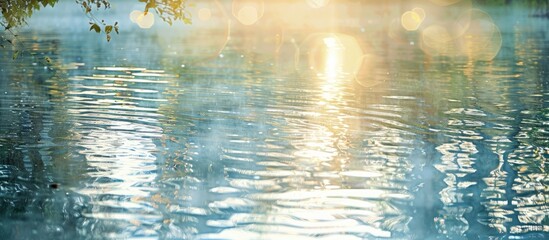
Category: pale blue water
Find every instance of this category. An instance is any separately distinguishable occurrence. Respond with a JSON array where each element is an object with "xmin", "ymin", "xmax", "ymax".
[{"xmin": 1, "ymin": 2, "xmax": 548, "ymax": 239}]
